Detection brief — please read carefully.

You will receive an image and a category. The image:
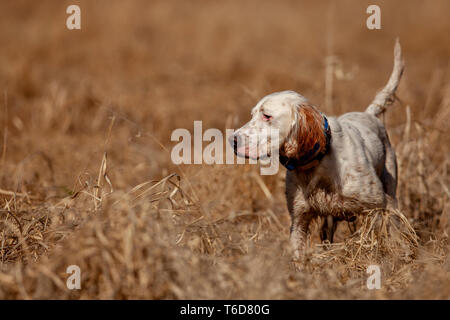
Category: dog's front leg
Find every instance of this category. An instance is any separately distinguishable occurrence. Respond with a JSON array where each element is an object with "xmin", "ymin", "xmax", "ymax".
[
  {"xmin": 290, "ymin": 211, "xmax": 313, "ymax": 261},
  {"xmin": 285, "ymin": 172, "xmax": 313, "ymax": 262}
]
